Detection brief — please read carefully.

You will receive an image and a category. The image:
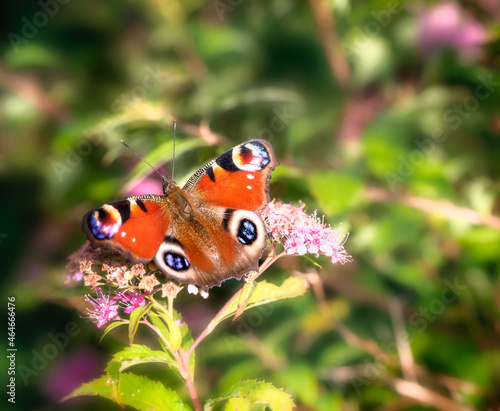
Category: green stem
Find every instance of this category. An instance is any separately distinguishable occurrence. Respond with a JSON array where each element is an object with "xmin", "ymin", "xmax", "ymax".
[
  {"xmin": 178, "ymin": 347, "xmax": 202, "ymax": 411},
  {"xmin": 140, "ymin": 319, "xmax": 175, "ymax": 354},
  {"xmin": 142, "ymin": 318, "xmax": 201, "ymax": 410},
  {"xmin": 186, "ymin": 287, "xmax": 243, "ymax": 358},
  {"xmin": 168, "ymin": 296, "xmax": 174, "ymax": 315}
]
